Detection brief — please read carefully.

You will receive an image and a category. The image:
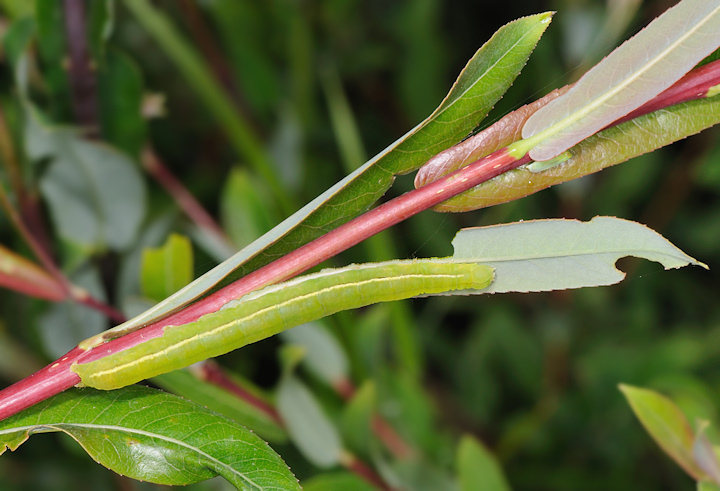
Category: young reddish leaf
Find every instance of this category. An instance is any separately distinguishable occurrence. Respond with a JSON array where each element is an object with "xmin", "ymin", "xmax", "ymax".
[
  {"xmin": 693, "ymin": 421, "xmax": 720, "ymax": 485},
  {"xmin": 0, "ymin": 244, "xmax": 66, "ymax": 301},
  {"xmin": 414, "ymin": 85, "xmax": 571, "ymax": 188},
  {"xmin": 431, "ymin": 90, "xmax": 720, "ymax": 212}
]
